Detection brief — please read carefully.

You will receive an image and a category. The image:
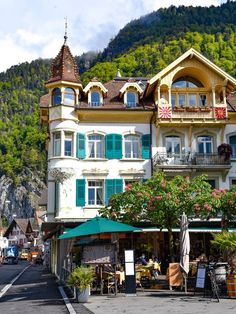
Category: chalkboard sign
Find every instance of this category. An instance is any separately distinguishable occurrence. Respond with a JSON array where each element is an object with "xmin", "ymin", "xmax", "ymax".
[
  {"xmin": 195, "ymin": 263, "xmax": 207, "ymax": 289},
  {"xmin": 82, "ymin": 244, "xmax": 115, "ymax": 264}
]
